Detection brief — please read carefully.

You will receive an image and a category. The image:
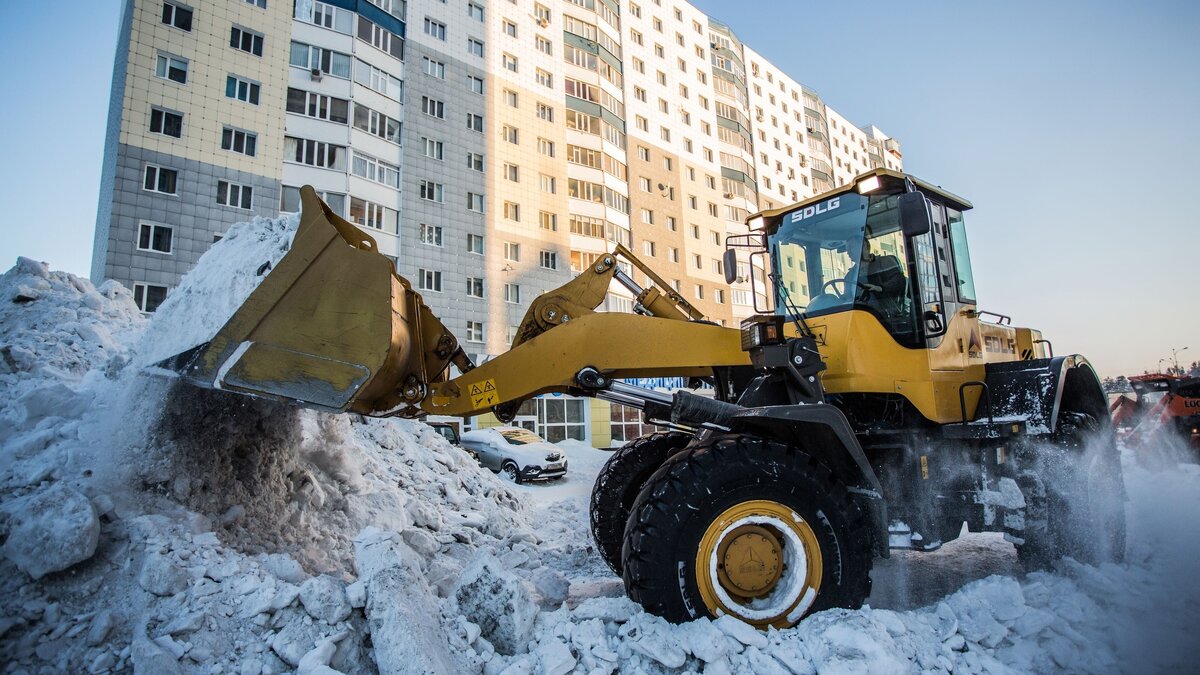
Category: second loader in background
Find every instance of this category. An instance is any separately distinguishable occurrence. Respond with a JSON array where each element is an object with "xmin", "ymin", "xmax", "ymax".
[{"xmin": 160, "ymin": 169, "xmax": 1125, "ymax": 628}]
